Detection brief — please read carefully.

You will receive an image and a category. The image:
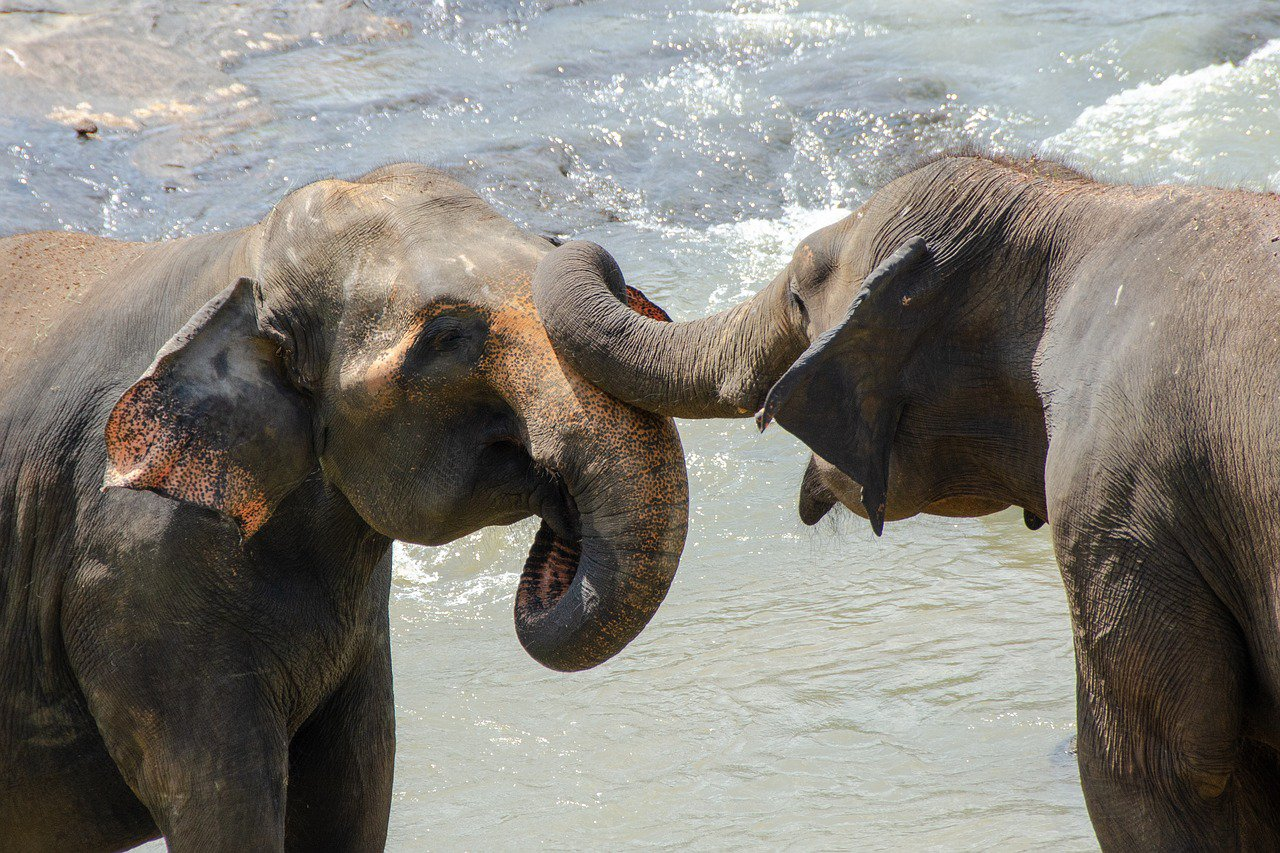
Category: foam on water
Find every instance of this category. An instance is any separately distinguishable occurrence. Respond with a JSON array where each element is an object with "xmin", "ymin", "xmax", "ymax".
[
  {"xmin": 6, "ymin": 1, "xmax": 1280, "ymax": 849},
  {"xmin": 1047, "ymin": 37, "xmax": 1280, "ymax": 189},
  {"xmin": 703, "ymin": 204, "xmax": 849, "ymax": 305}
]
